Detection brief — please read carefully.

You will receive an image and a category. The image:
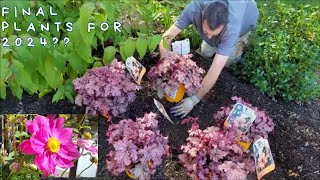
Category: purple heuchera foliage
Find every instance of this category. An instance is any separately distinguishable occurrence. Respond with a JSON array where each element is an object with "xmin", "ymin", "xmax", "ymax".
[
  {"xmin": 213, "ymin": 96, "xmax": 274, "ymax": 140},
  {"xmin": 147, "ymin": 52, "xmax": 205, "ymax": 96},
  {"xmin": 178, "ymin": 123, "xmax": 255, "ymax": 180},
  {"xmin": 106, "ymin": 112, "xmax": 171, "ymax": 179},
  {"xmin": 73, "ymin": 60, "xmax": 140, "ymax": 118}
]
